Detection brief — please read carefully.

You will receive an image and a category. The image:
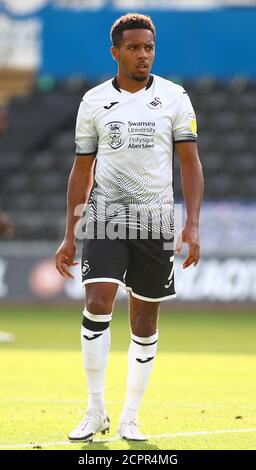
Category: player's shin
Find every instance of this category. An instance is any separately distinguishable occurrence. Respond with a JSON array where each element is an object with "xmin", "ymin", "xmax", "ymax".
[
  {"xmin": 81, "ymin": 308, "xmax": 112, "ymax": 414},
  {"xmin": 120, "ymin": 331, "xmax": 158, "ymax": 423}
]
